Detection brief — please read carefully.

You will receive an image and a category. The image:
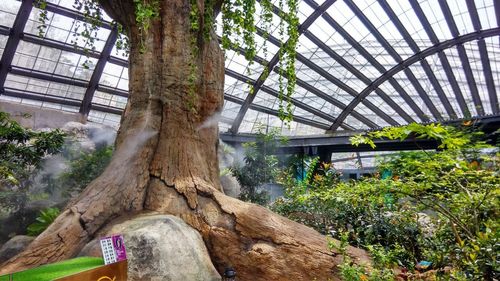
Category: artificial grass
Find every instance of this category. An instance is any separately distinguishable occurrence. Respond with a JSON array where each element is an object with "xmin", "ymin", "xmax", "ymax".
[{"xmin": 0, "ymin": 257, "xmax": 104, "ymax": 281}]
